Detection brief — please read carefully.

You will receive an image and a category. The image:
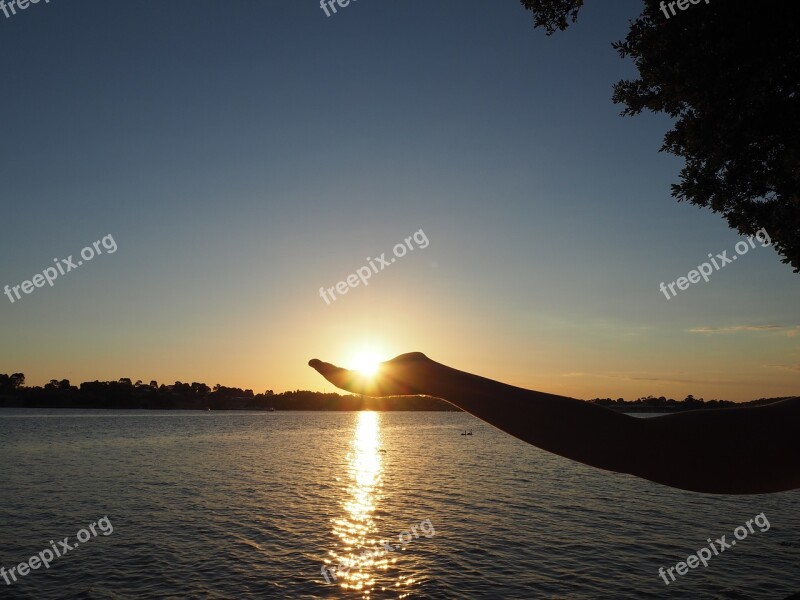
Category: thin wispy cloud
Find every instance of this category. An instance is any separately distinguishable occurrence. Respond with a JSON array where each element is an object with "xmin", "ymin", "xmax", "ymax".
[
  {"xmin": 560, "ymin": 372, "xmax": 727, "ymax": 386},
  {"xmin": 765, "ymin": 364, "xmax": 800, "ymax": 373},
  {"xmin": 688, "ymin": 325, "xmax": 784, "ymax": 334}
]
